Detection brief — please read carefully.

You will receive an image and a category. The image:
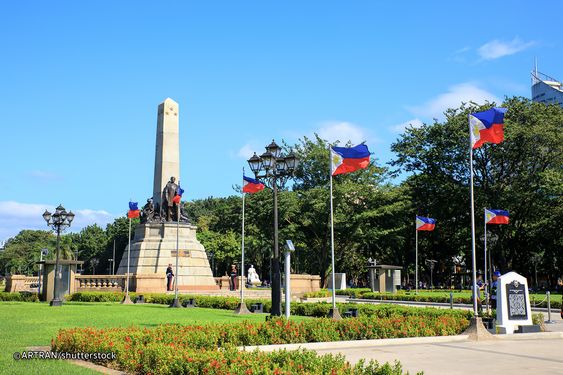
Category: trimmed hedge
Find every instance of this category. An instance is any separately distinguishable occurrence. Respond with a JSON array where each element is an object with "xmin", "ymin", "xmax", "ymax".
[
  {"xmin": 0, "ymin": 291, "xmax": 40, "ymax": 302},
  {"xmin": 66, "ymin": 292, "xmax": 473, "ymax": 321},
  {"xmin": 335, "ymin": 289, "xmax": 562, "ymax": 309}
]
